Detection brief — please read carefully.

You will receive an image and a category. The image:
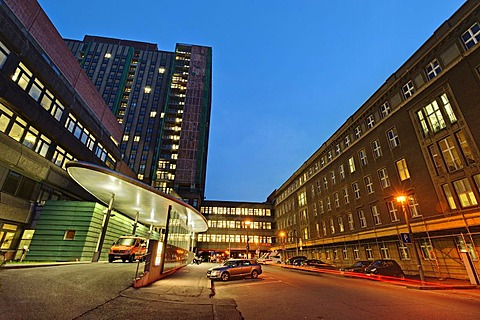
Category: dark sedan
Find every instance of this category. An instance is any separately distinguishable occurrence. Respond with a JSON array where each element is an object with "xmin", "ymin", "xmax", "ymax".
[
  {"xmin": 341, "ymin": 260, "xmax": 372, "ymax": 273},
  {"xmin": 300, "ymin": 259, "xmax": 336, "ymax": 269},
  {"xmin": 364, "ymin": 259, "xmax": 405, "ymax": 278}
]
